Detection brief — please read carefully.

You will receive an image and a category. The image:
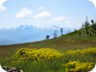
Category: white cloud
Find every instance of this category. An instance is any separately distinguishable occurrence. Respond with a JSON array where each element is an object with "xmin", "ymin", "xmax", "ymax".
[
  {"xmin": 34, "ymin": 11, "xmax": 51, "ymax": 18},
  {"xmin": 0, "ymin": 0, "xmax": 7, "ymax": 11},
  {"xmin": 50, "ymin": 16, "xmax": 66, "ymax": 23},
  {"xmin": 89, "ymin": 0, "xmax": 96, "ymax": 8},
  {"xmin": 15, "ymin": 7, "xmax": 32, "ymax": 18}
]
